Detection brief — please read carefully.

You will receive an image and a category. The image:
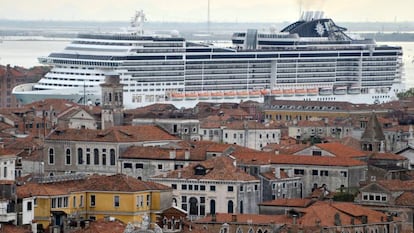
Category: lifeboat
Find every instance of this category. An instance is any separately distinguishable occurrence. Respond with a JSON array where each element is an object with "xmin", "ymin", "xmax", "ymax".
[
  {"xmin": 249, "ymin": 90, "xmax": 261, "ymax": 98},
  {"xmin": 198, "ymin": 92, "xmax": 210, "ymax": 100},
  {"xmin": 348, "ymin": 87, "xmax": 361, "ymax": 94},
  {"xmin": 295, "ymin": 88, "xmax": 307, "ymax": 96},
  {"xmin": 319, "ymin": 87, "xmax": 333, "ymax": 95},
  {"xmin": 211, "ymin": 91, "xmax": 224, "ymax": 99},
  {"xmin": 283, "ymin": 89, "xmax": 295, "ymax": 96},
  {"xmin": 237, "ymin": 90, "xmax": 249, "ymax": 98},
  {"xmin": 307, "ymin": 88, "xmax": 319, "ymax": 96},
  {"xmin": 185, "ymin": 92, "xmax": 198, "ymax": 100},
  {"xmin": 271, "ymin": 89, "xmax": 283, "ymax": 96},
  {"xmin": 333, "ymin": 87, "xmax": 347, "ymax": 95},
  {"xmin": 170, "ymin": 92, "xmax": 185, "ymax": 101},
  {"xmin": 260, "ymin": 89, "xmax": 270, "ymax": 95},
  {"xmin": 224, "ymin": 91, "xmax": 236, "ymax": 99}
]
